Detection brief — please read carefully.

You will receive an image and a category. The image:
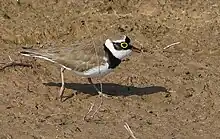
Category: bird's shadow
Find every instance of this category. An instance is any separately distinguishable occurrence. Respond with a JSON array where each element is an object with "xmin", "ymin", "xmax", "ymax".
[{"xmin": 43, "ymin": 82, "xmax": 169, "ymax": 97}]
